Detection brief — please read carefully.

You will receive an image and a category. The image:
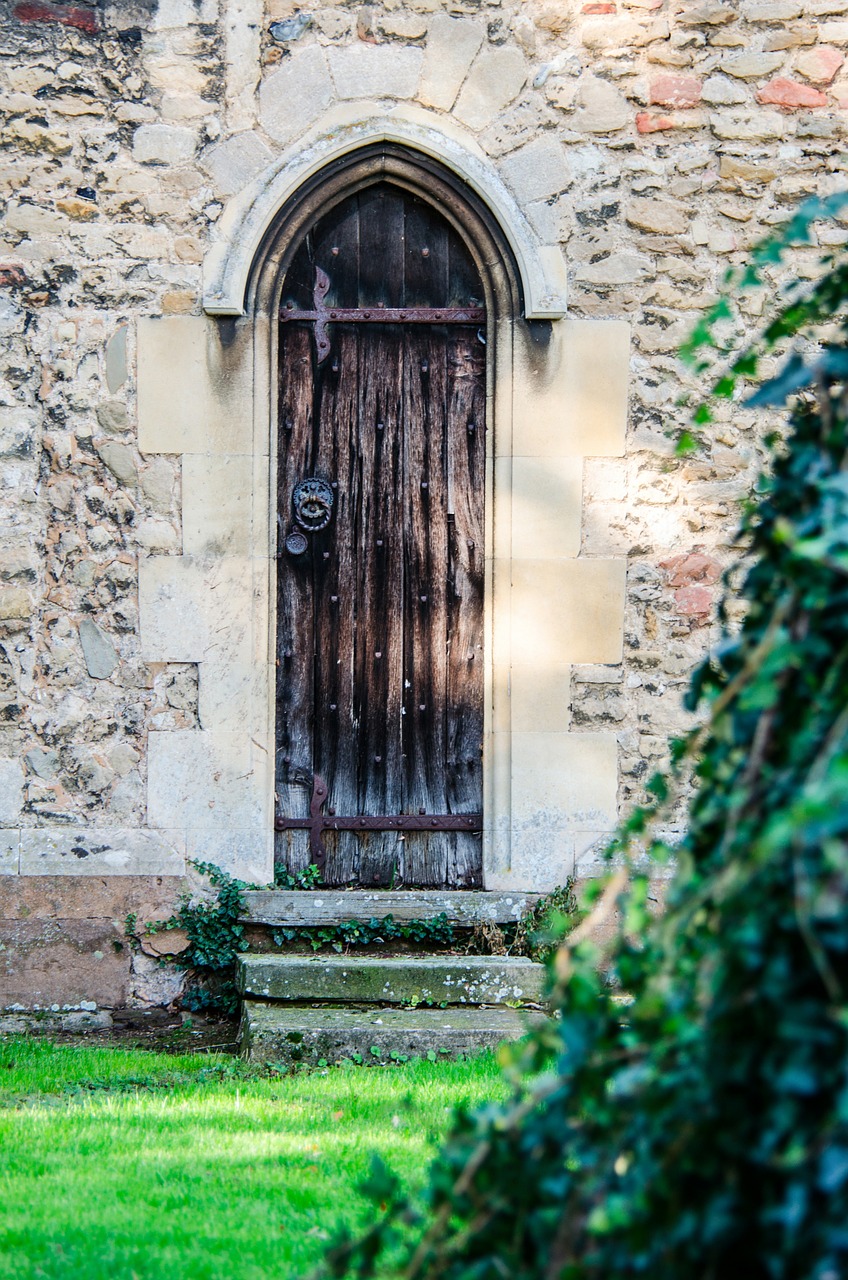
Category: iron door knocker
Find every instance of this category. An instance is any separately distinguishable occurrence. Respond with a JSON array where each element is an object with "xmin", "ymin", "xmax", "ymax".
[
  {"xmin": 281, "ymin": 478, "xmax": 335, "ymax": 558},
  {"xmin": 293, "ymin": 478, "xmax": 334, "ymax": 532}
]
